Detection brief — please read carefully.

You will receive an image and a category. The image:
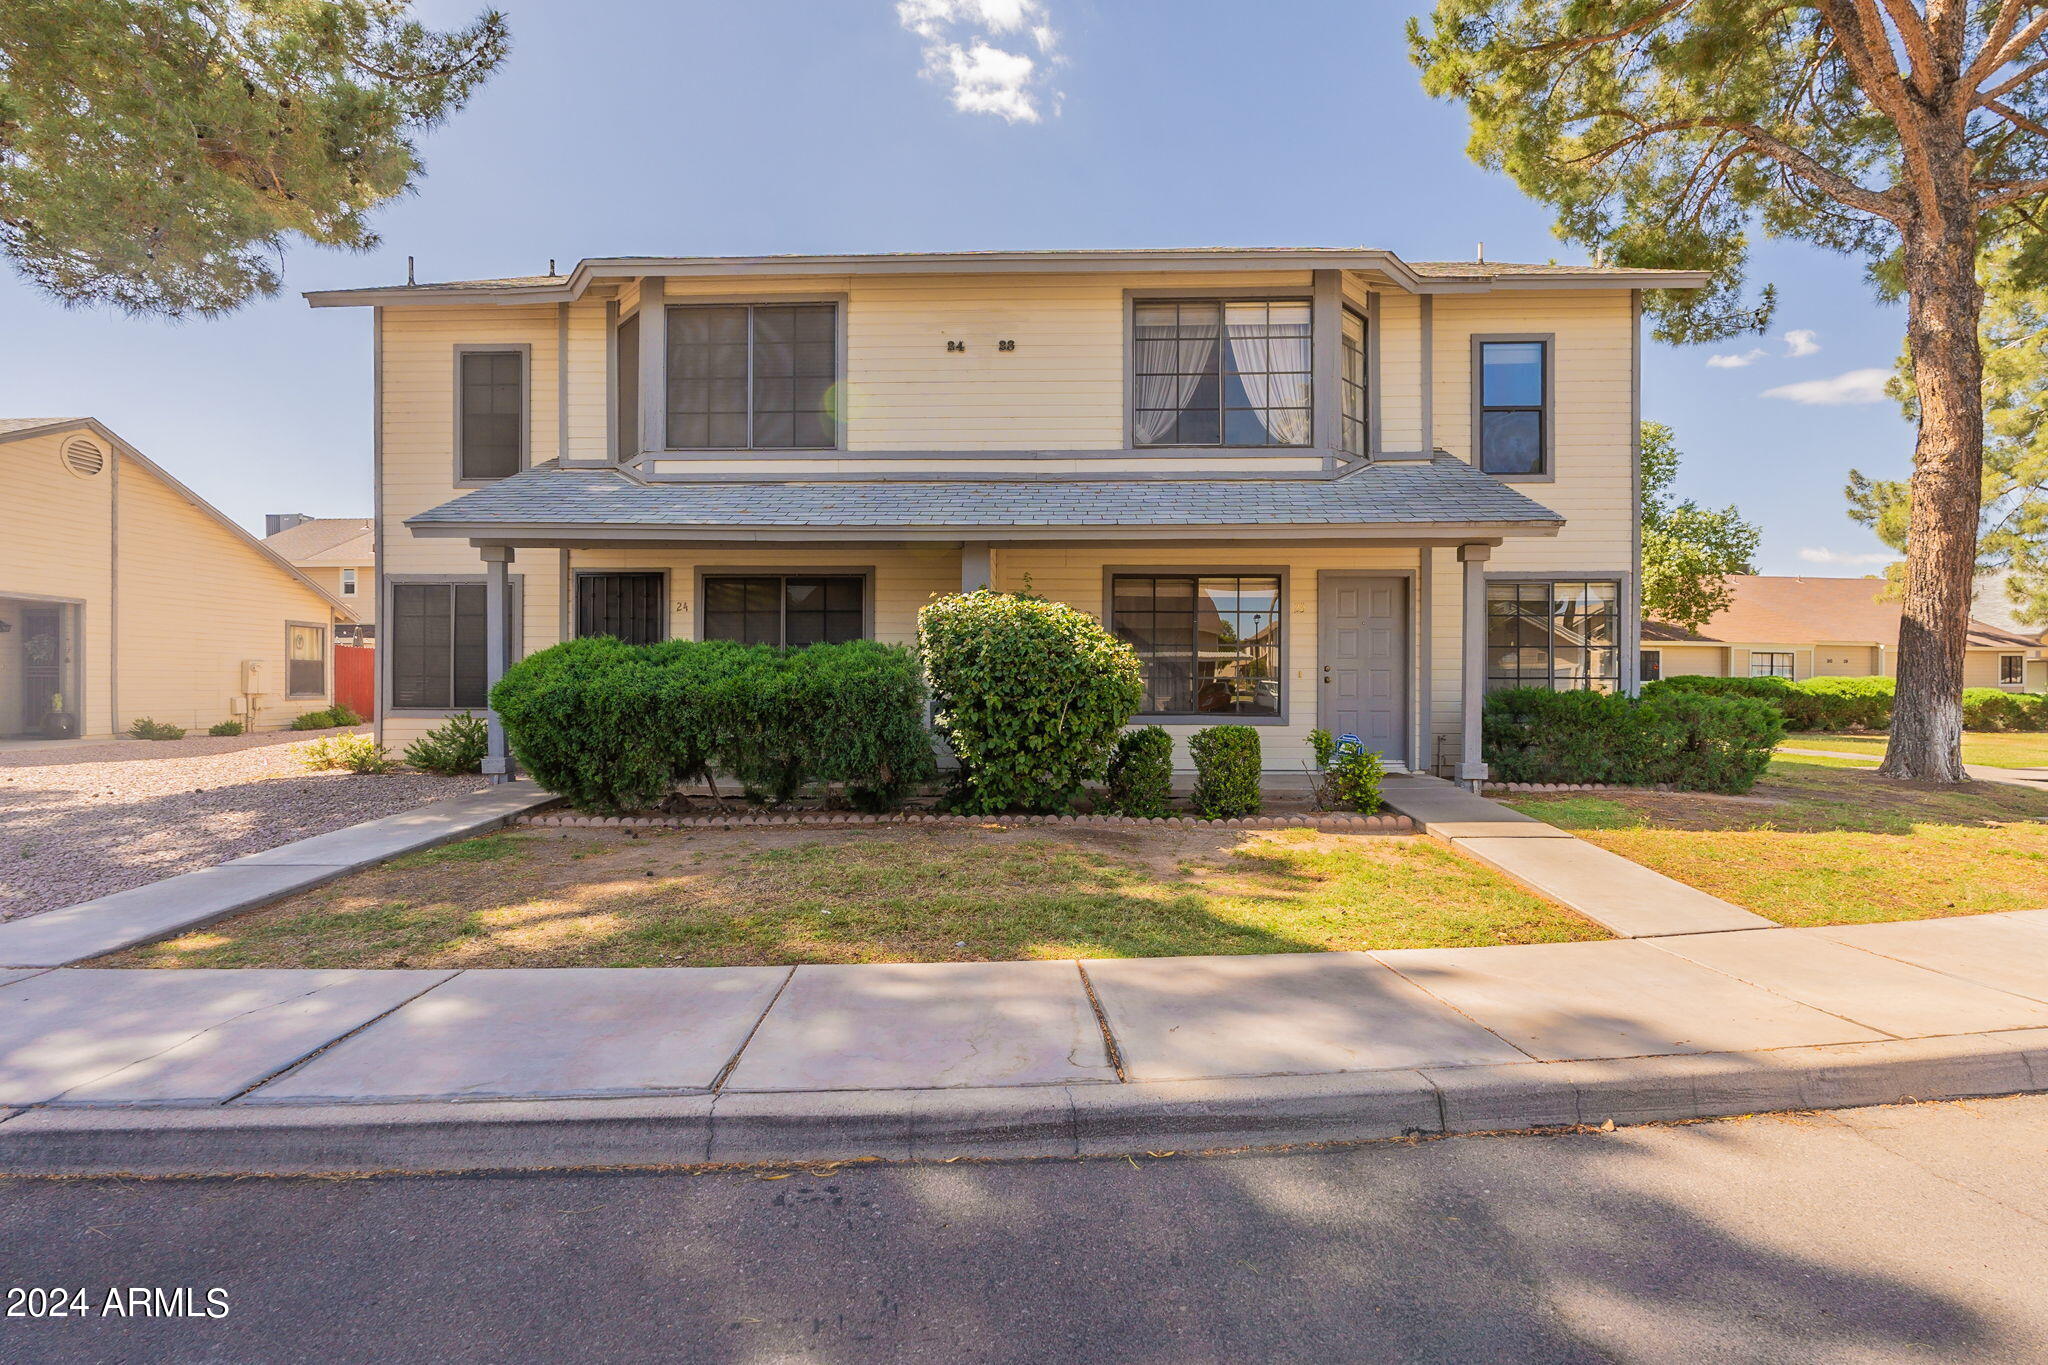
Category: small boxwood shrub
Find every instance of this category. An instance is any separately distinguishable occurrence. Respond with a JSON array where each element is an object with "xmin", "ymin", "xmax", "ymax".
[
  {"xmin": 1105, "ymin": 726, "xmax": 1174, "ymax": 817},
  {"xmin": 128, "ymin": 717, "xmax": 186, "ymax": 740},
  {"xmin": 207, "ymin": 719, "xmax": 245, "ymax": 737},
  {"xmin": 1328, "ymin": 735, "xmax": 1386, "ymax": 814},
  {"xmin": 1189, "ymin": 725, "xmax": 1261, "ymax": 819},
  {"xmin": 289, "ymin": 704, "xmax": 362, "ymax": 731},
  {"xmin": 300, "ymin": 733, "xmax": 397, "ymax": 773},
  {"xmin": 404, "ymin": 711, "xmax": 489, "ymax": 775},
  {"xmin": 491, "ymin": 637, "xmax": 935, "ymax": 814},
  {"xmin": 1485, "ymin": 687, "xmax": 1784, "ymax": 793},
  {"xmin": 919, "ymin": 590, "xmax": 1144, "ymax": 814}
]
